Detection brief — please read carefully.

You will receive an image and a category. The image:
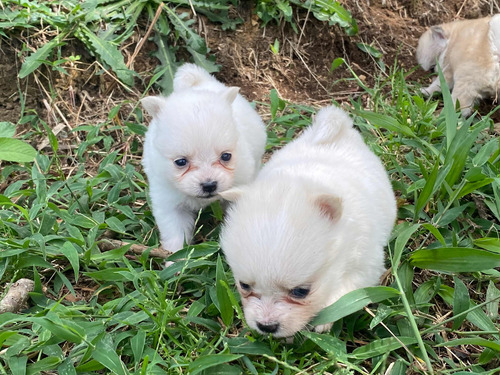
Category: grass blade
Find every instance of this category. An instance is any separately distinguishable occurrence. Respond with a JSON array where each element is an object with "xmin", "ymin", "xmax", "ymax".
[
  {"xmin": 452, "ymin": 277, "xmax": 470, "ymax": 330},
  {"xmin": 410, "ymin": 248, "xmax": 500, "ymax": 272},
  {"xmin": 310, "ymin": 287, "xmax": 400, "ymax": 326},
  {"xmin": 351, "ymin": 336, "xmax": 417, "ymax": 360},
  {"xmin": 189, "ymin": 354, "xmax": 243, "ymax": 375}
]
